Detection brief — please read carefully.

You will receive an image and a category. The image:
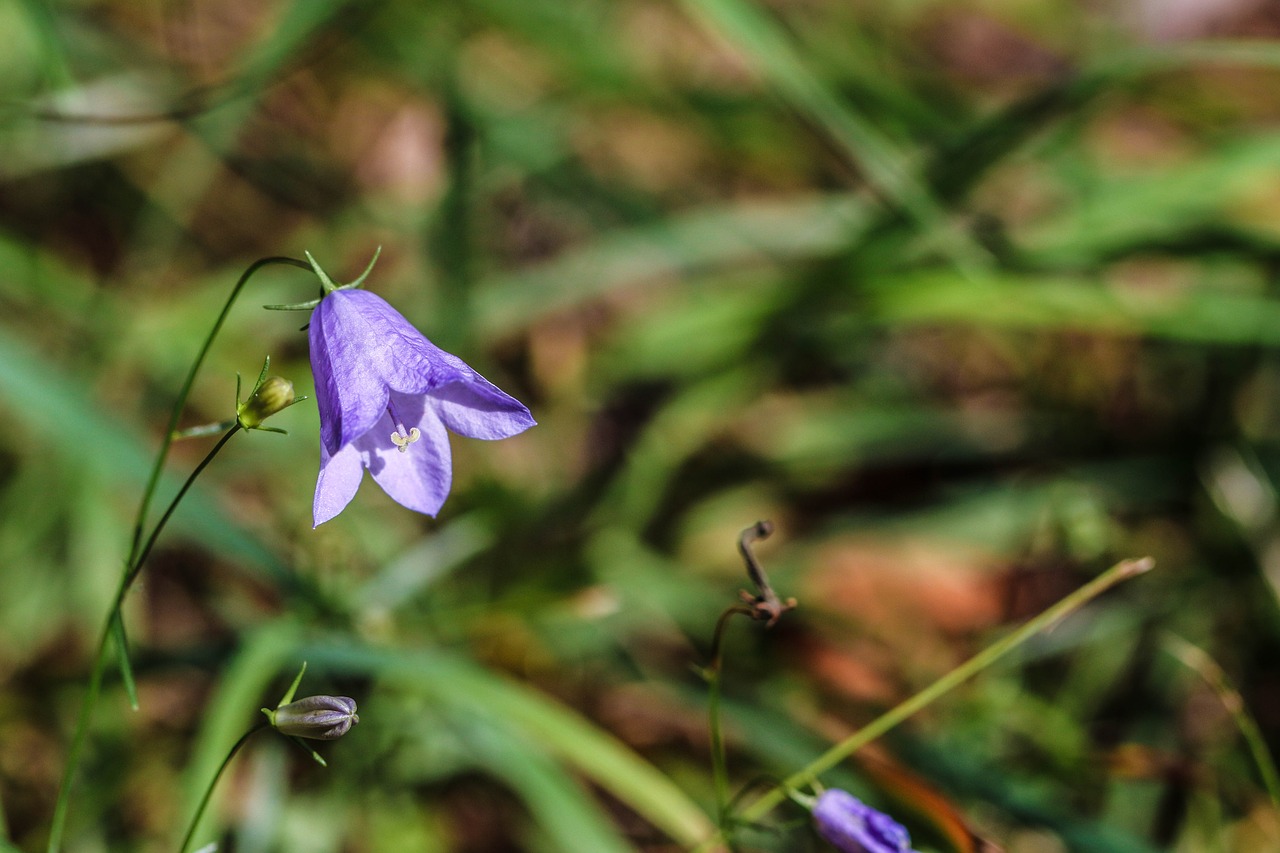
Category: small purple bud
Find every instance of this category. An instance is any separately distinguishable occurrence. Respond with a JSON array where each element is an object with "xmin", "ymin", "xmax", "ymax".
[
  {"xmin": 269, "ymin": 695, "xmax": 359, "ymax": 740},
  {"xmin": 812, "ymin": 790, "xmax": 919, "ymax": 853}
]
